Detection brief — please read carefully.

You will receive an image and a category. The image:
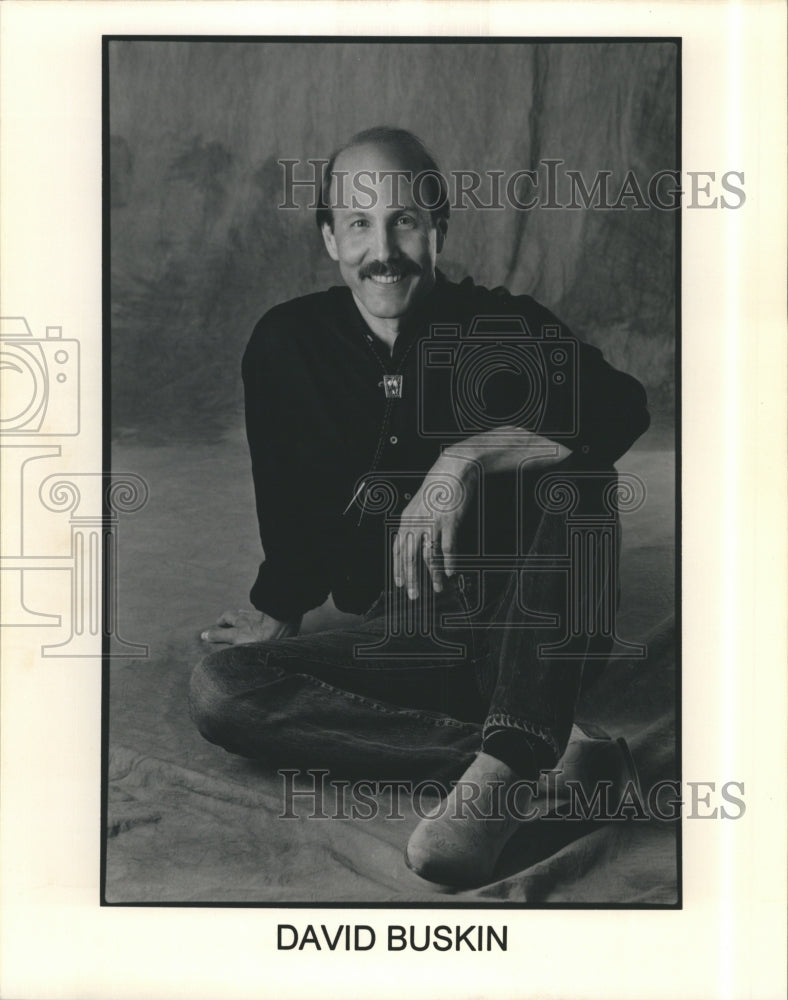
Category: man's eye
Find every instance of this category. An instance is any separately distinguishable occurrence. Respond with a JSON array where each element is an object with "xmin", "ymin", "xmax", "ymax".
[
  {"xmin": 396, "ymin": 215, "xmax": 416, "ymax": 226},
  {"xmin": 349, "ymin": 219, "xmax": 368, "ymax": 229}
]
